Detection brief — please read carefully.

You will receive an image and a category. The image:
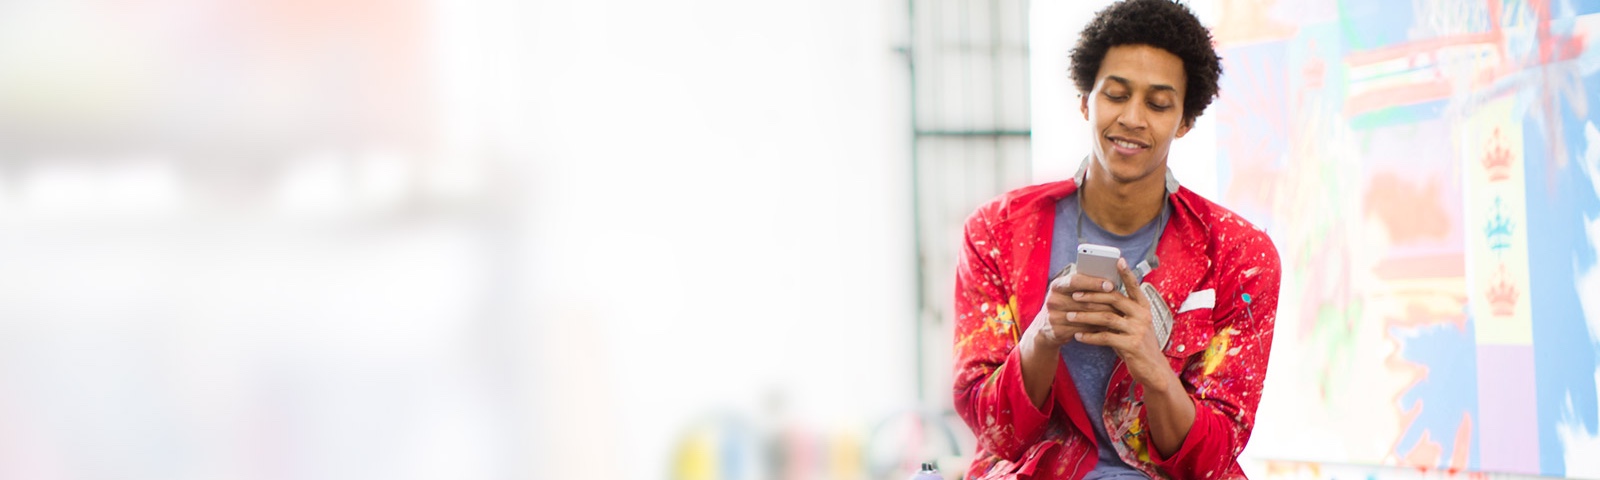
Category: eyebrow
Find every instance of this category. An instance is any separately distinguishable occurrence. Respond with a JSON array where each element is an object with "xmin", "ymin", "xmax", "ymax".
[{"xmin": 1106, "ymin": 75, "xmax": 1178, "ymax": 93}]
